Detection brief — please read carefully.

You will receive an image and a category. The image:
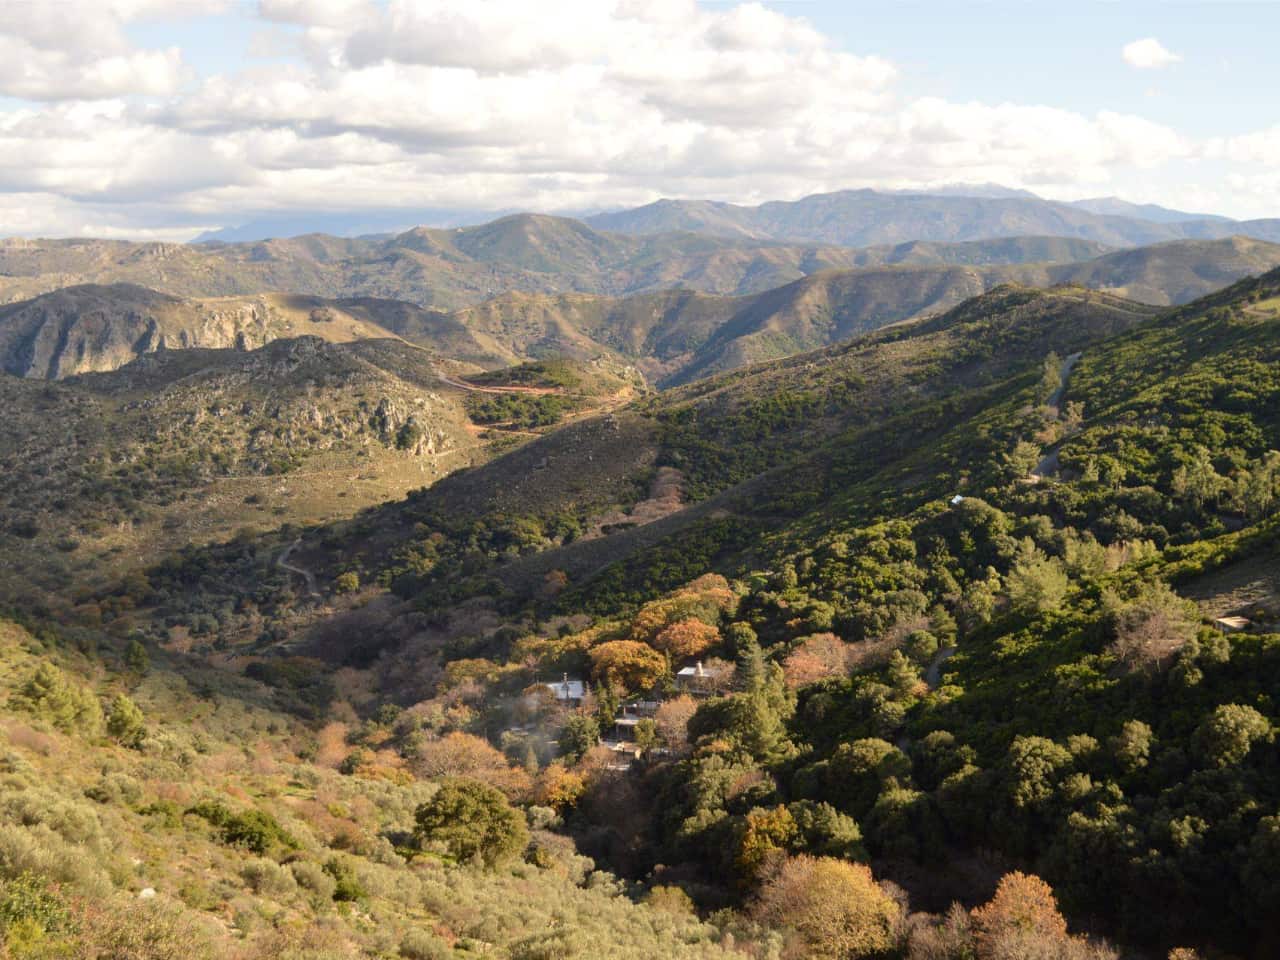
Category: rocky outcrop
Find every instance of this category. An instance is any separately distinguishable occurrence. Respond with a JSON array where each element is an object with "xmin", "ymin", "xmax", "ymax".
[{"xmin": 0, "ymin": 284, "xmax": 397, "ymax": 379}]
